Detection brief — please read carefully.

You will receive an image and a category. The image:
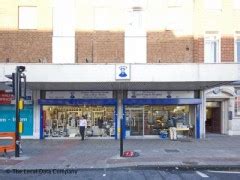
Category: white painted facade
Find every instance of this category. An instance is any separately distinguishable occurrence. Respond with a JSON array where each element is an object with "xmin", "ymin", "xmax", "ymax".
[
  {"xmin": 1, "ymin": 64, "xmax": 238, "ymax": 84},
  {"xmin": 0, "ymin": 0, "xmax": 240, "ymax": 139},
  {"xmin": 52, "ymin": 0, "xmax": 75, "ymax": 63},
  {"xmin": 0, "ymin": 64, "xmax": 239, "ymax": 139}
]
